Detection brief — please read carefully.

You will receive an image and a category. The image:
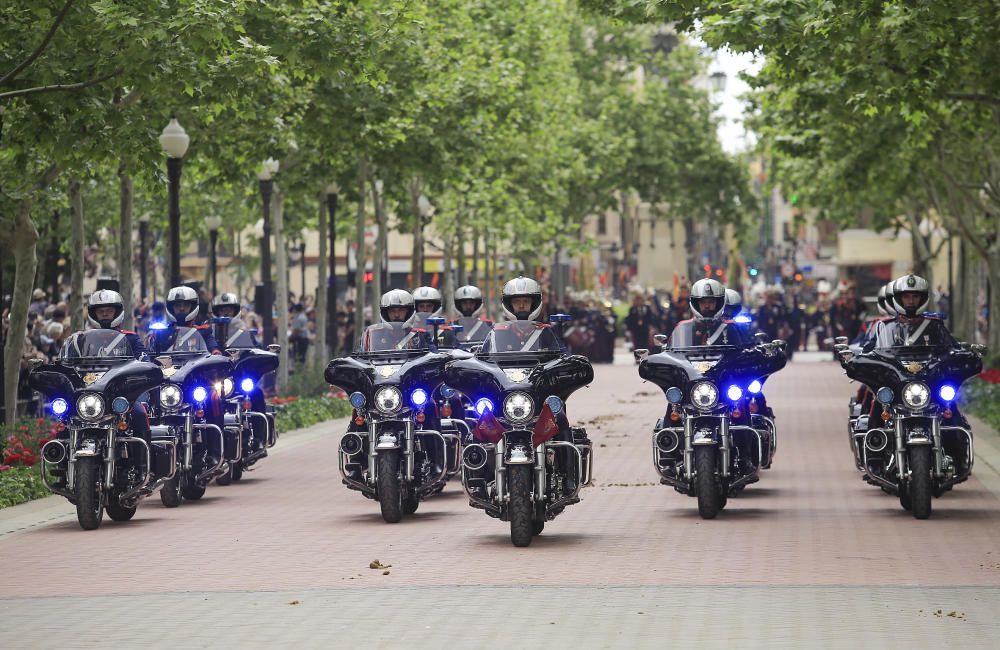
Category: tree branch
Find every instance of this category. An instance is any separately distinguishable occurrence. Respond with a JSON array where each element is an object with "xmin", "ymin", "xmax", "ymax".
[
  {"xmin": 0, "ymin": 0, "xmax": 77, "ymax": 87},
  {"xmin": 945, "ymin": 92, "xmax": 1000, "ymax": 107},
  {"xmin": 0, "ymin": 67, "xmax": 122, "ymax": 101}
]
